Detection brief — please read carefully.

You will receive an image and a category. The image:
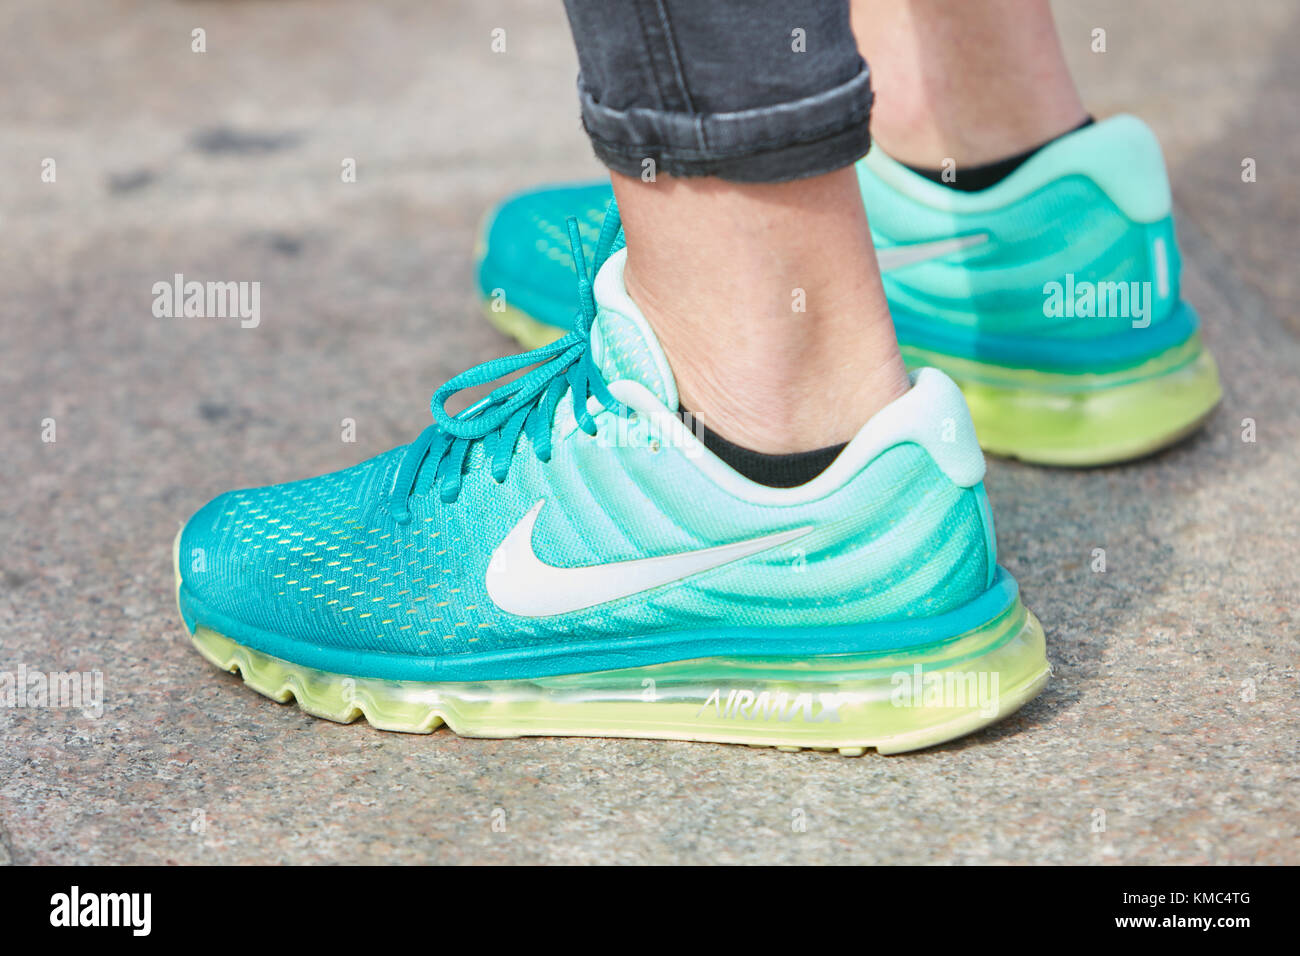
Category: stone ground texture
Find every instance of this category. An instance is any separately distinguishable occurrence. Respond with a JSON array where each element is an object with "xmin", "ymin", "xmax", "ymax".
[{"xmin": 0, "ymin": 0, "xmax": 1296, "ymax": 864}]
